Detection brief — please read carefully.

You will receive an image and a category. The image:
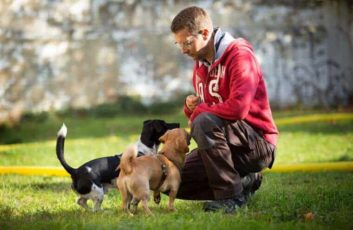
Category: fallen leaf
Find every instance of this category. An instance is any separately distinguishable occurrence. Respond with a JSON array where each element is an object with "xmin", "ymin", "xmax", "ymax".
[{"xmin": 304, "ymin": 212, "xmax": 315, "ymax": 221}]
